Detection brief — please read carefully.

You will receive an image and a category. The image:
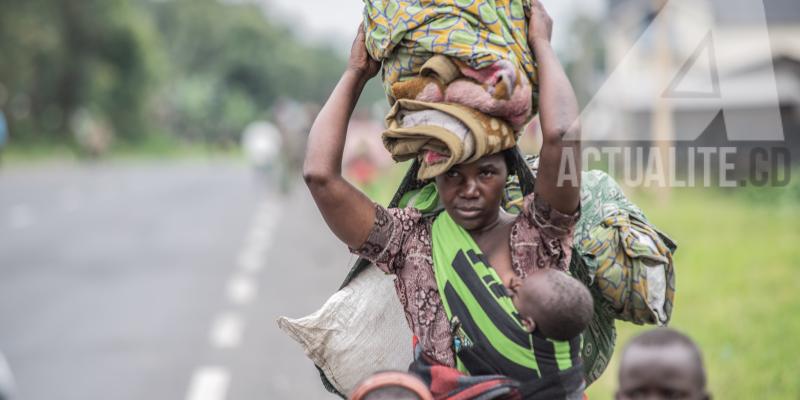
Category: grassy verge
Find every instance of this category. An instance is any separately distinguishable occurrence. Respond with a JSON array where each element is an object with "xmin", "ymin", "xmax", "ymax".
[{"xmin": 586, "ymin": 187, "xmax": 800, "ymax": 399}]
